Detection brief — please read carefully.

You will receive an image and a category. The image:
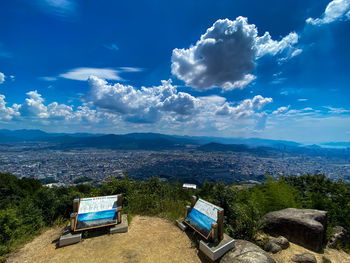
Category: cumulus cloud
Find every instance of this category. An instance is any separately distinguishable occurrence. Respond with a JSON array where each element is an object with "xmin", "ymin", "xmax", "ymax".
[
  {"xmin": 47, "ymin": 102, "xmax": 73, "ymax": 120},
  {"xmin": 256, "ymin": 32, "xmax": 300, "ymax": 58},
  {"xmin": 161, "ymin": 92, "xmax": 199, "ymax": 115},
  {"xmin": 171, "ymin": 17, "xmax": 300, "ymax": 91},
  {"xmin": 87, "ymin": 76, "xmax": 199, "ymax": 123},
  {"xmin": 0, "ymin": 95, "xmax": 19, "ymax": 121},
  {"xmin": 215, "ymin": 95, "xmax": 273, "ymax": 118},
  {"xmin": 60, "ymin": 67, "xmax": 122, "ymax": 81},
  {"xmin": 19, "ymin": 91, "xmax": 49, "ymax": 118},
  {"xmin": 0, "ymin": 72, "xmax": 5, "ymax": 84},
  {"xmin": 306, "ymin": 0, "xmax": 350, "ymax": 25},
  {"xmin": 14, "ymin": 90, "xmax": 103, "ymax": 124}
]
